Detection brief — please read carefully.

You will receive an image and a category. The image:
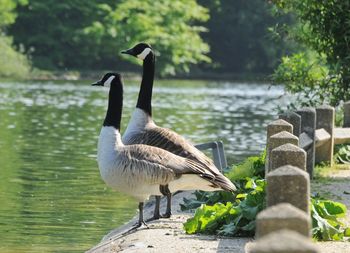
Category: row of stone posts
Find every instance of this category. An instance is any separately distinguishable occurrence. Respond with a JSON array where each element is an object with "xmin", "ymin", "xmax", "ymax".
[
  {"xmin": 248, "ymin": 119, "xmax": 320, "ymax": 253},
  {"xmin": 247, "ymin": 102, "xmax": 350, "ymax": 252},
  {"xmin": 278, "ymin": 102, "xmax": 350, "ymax": 175}
]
